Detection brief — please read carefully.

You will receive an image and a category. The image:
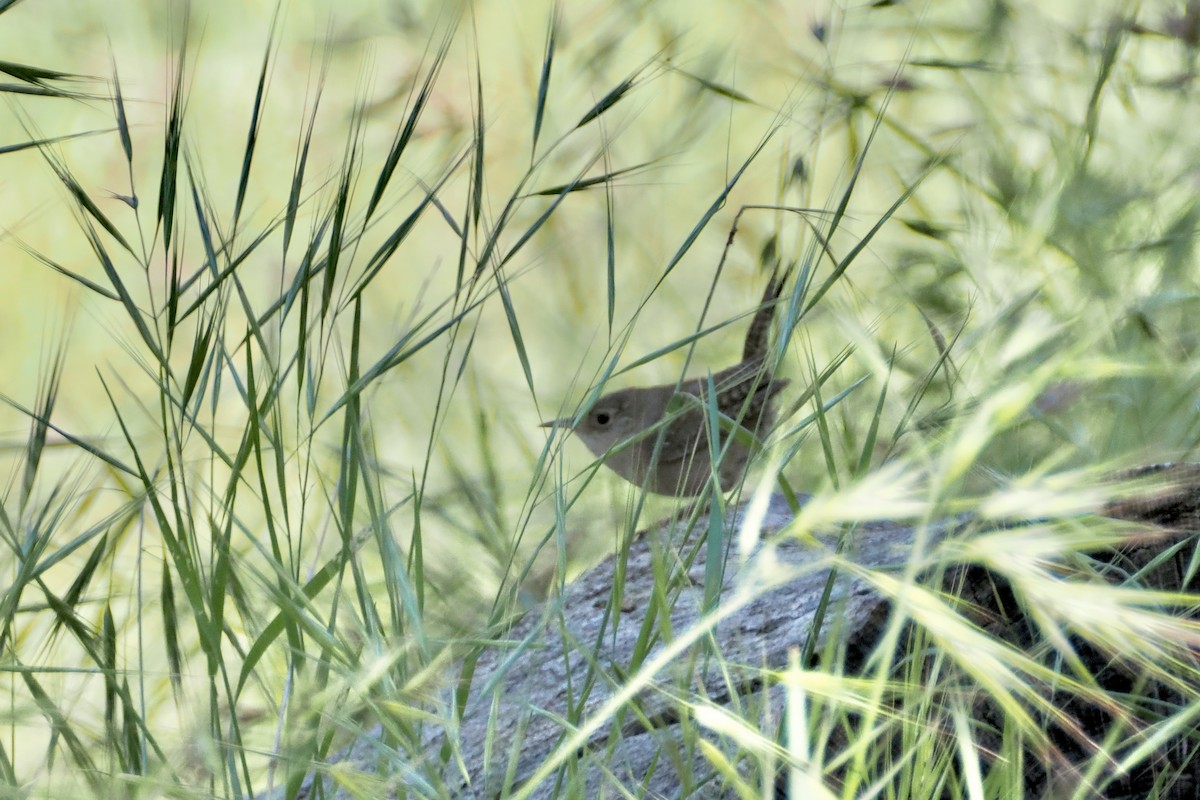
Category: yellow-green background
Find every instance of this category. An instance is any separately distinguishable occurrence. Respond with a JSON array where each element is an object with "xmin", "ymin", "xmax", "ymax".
[{"xmin": 2, "ymin": 0, "xmax": 1197, "ymax": 792}]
